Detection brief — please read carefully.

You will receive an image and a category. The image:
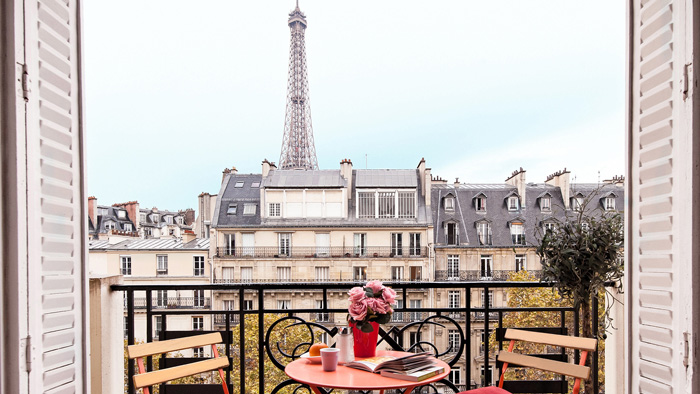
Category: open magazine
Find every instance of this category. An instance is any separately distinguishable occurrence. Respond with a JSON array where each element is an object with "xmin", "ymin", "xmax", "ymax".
[{"xmin": 345, "ymin": 352, "xmax": 436, "ymax": 374}]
